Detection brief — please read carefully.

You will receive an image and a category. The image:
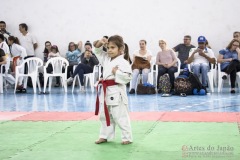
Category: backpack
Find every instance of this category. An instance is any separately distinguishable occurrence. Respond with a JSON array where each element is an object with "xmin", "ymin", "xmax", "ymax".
[
  {"xmin": 174, "ymin": 68, "xmax": 206, "ymax": 95},
  {"xmin": 158, "ymin": 73, "xmax": 171, "ymax": 93}
]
